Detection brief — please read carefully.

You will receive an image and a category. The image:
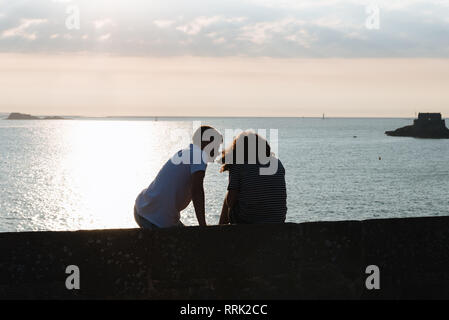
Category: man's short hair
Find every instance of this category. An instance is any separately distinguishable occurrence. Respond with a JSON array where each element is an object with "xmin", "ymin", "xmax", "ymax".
[{"xmin": 192, "ymin": 125, "xmax": 221, "ymax": 147}]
